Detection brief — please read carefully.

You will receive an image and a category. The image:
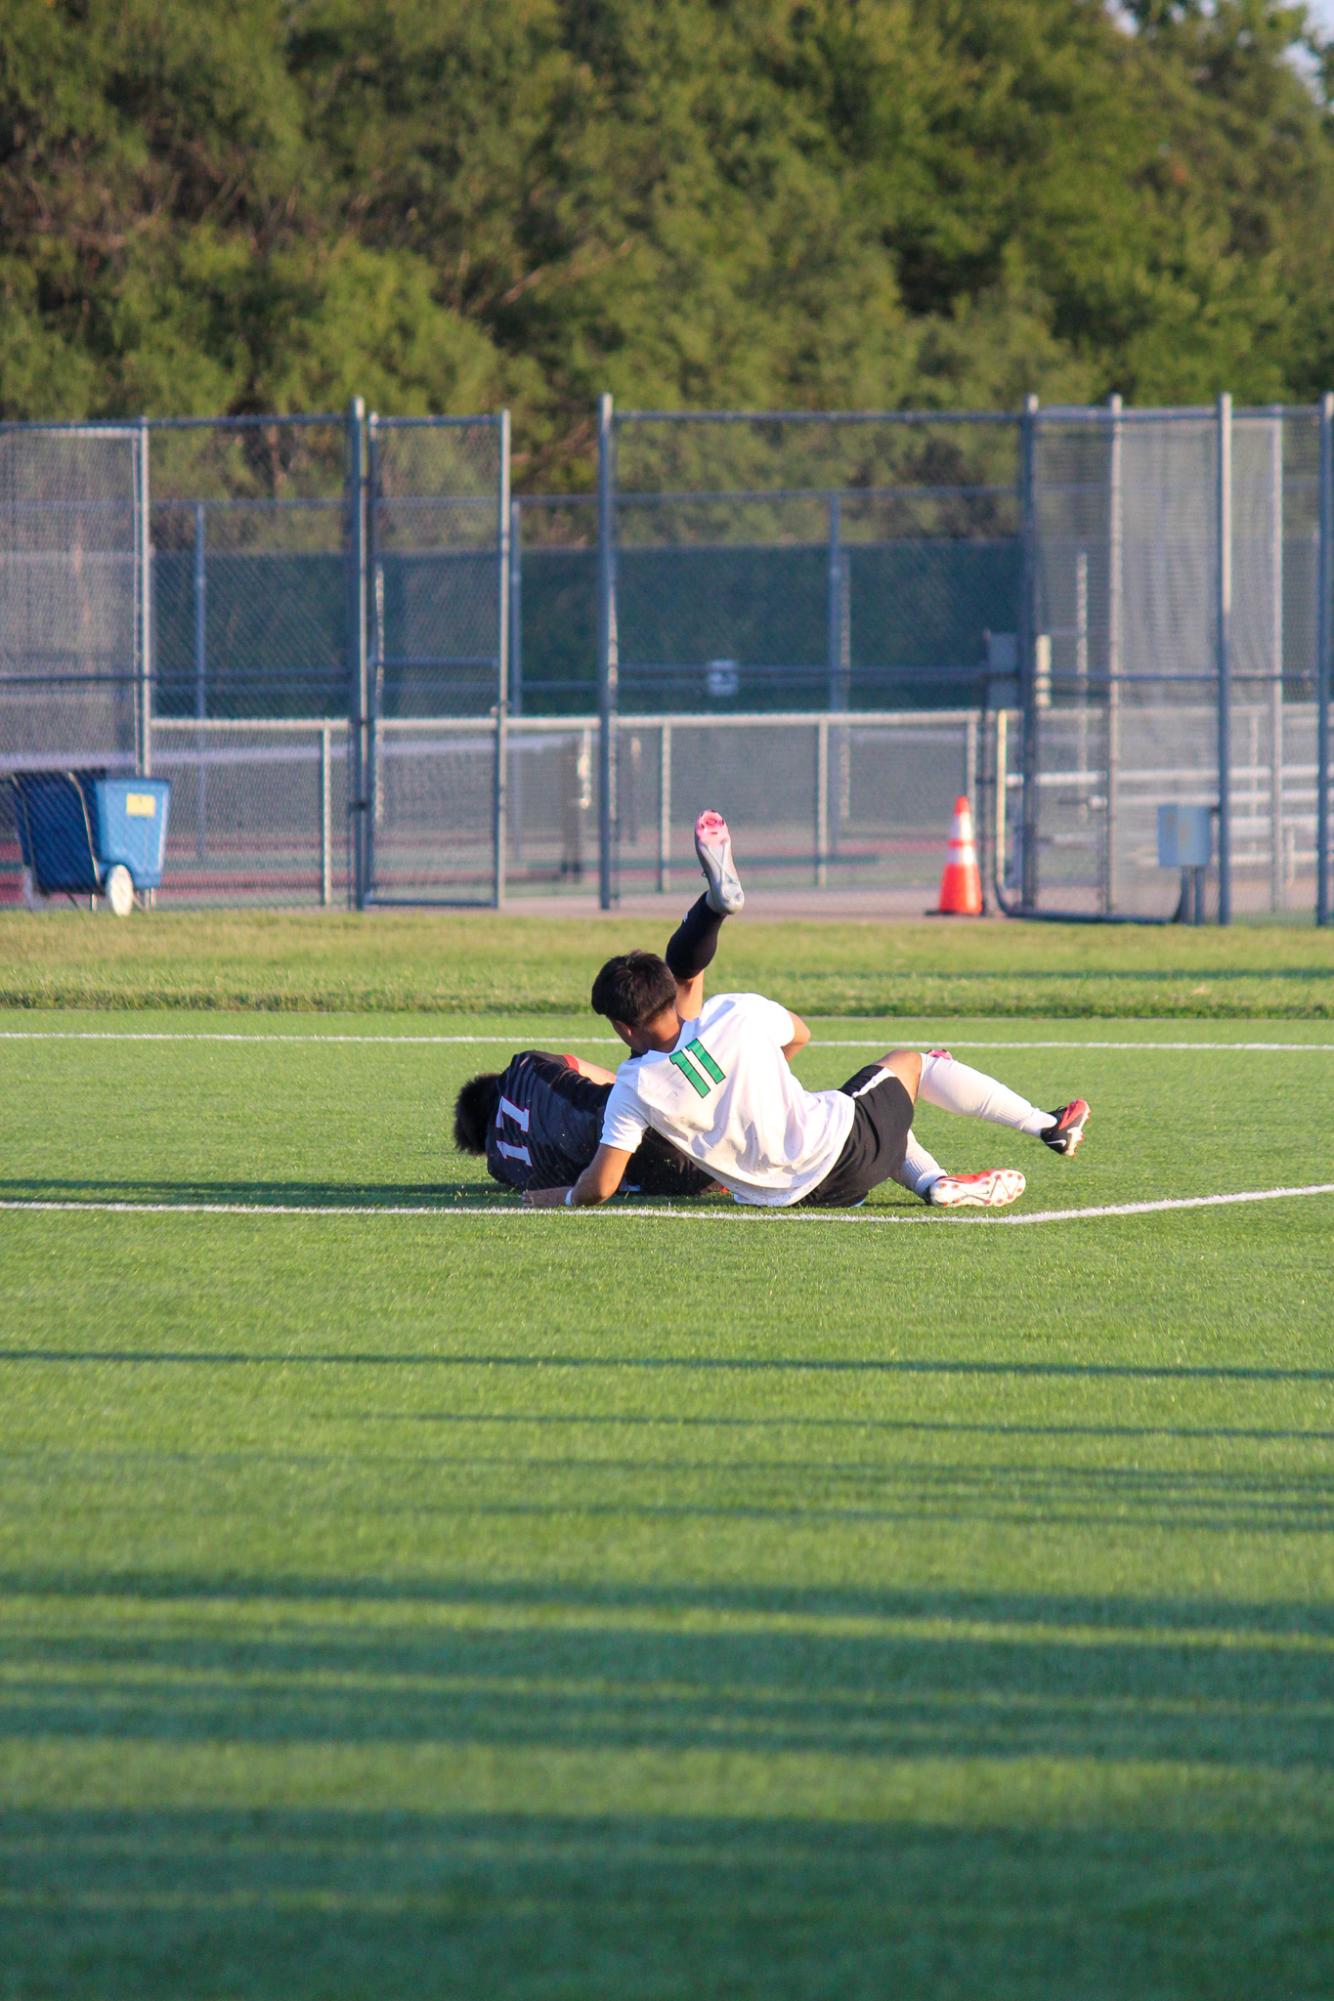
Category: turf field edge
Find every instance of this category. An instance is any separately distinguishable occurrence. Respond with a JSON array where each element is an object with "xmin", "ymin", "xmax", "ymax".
[
  {"xmin": 5, "ymin": 990, "xmax": 1332, "ymax": 1018},
  {"xmin": 2, "ymin": 909, "xmax": 1331, "ymax": 1018},
  {"xmin": 3, "ymin": 981, "xmax": 1329, "ymax": 1020}
]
